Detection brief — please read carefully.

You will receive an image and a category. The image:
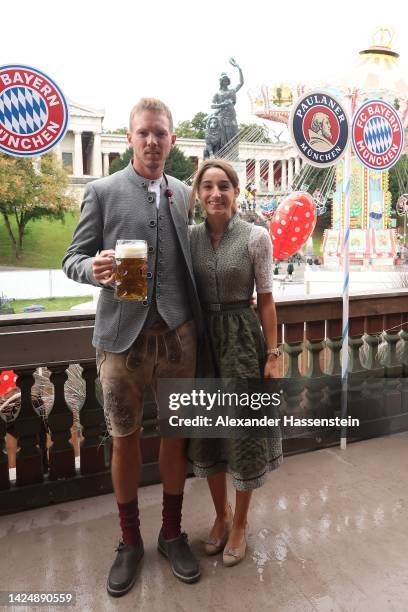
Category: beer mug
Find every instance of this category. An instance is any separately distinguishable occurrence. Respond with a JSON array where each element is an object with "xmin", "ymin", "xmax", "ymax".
[{"xmin": 114, "ymin": 239, "xmax": 148, "ymax": 301}]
